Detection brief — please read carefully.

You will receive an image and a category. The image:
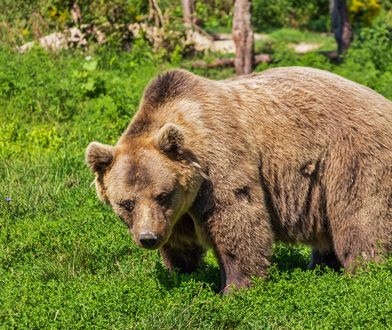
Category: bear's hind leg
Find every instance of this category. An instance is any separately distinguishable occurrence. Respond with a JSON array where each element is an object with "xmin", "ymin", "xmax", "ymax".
[
  {"xmin": 332, "ymin": 224, "xmax": 381, "ymax": 273},
  {"xmin": 159, "ymin": 213, "xmax": 205, "ymax": 274}
]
